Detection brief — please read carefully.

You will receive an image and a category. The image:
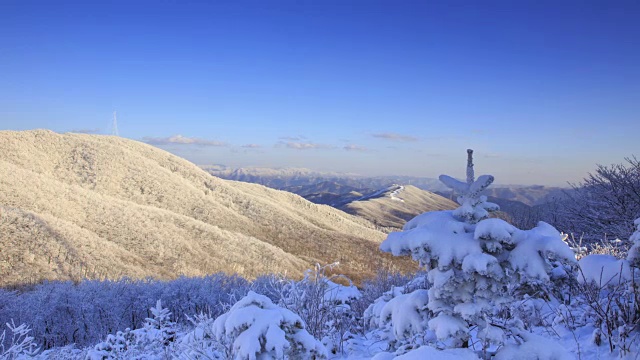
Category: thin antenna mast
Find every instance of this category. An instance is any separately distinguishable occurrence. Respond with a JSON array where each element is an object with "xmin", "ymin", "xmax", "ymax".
[{"xmin": 112, "ymin": 111, "xmax": 119, "ymax": 136}]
